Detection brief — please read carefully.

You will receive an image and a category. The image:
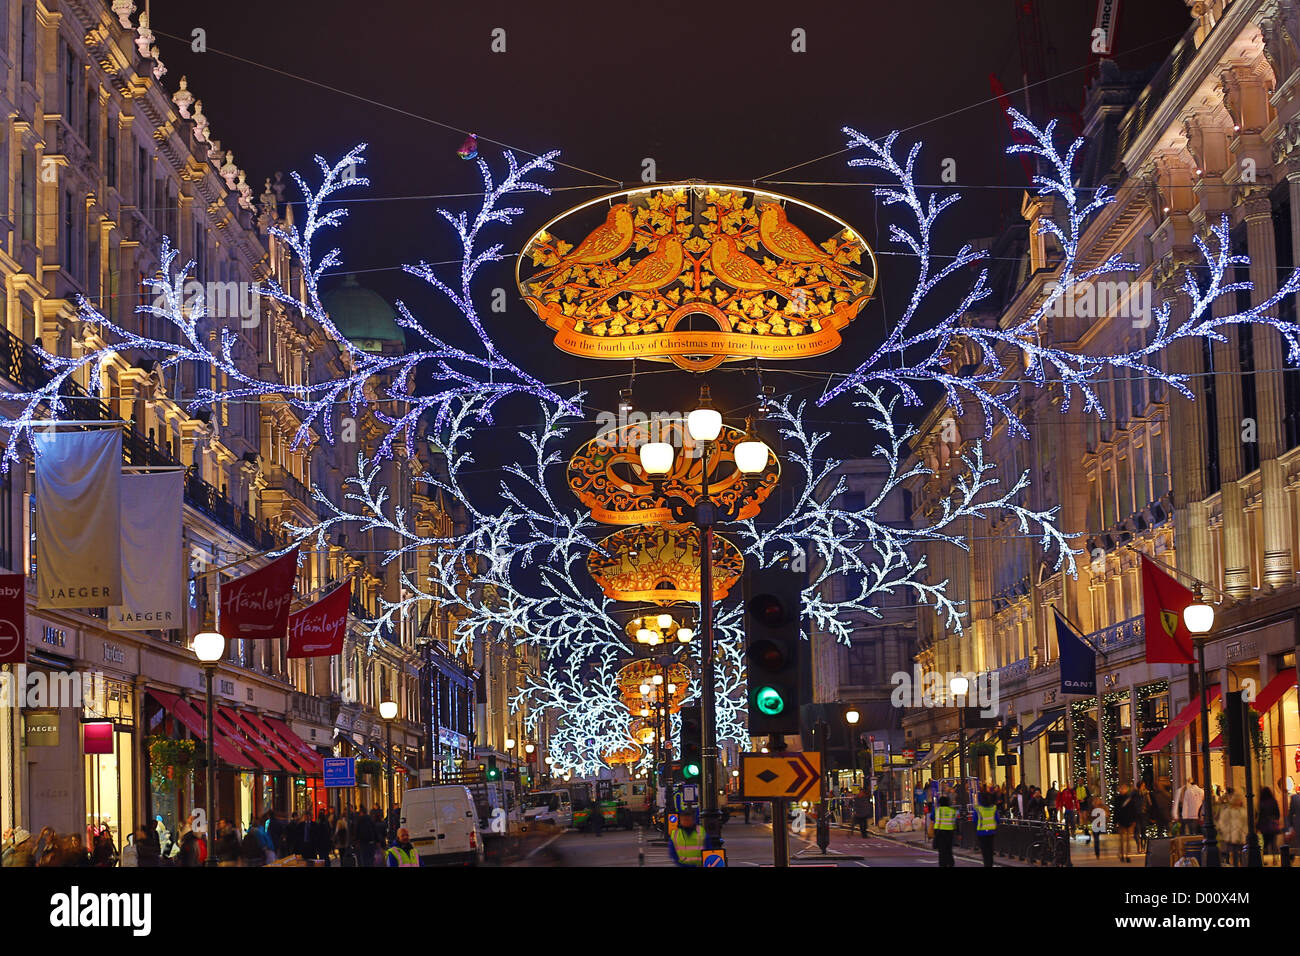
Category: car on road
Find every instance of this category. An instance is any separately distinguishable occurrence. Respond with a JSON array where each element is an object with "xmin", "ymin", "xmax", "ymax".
[{"xmin": 401, "ymin": 785, "xmax": 484, "ymax": 866}]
